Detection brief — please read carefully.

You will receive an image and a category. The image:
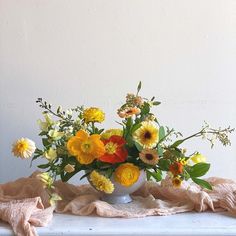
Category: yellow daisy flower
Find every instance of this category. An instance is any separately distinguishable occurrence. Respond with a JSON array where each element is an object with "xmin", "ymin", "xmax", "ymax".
[
  {"xmin": 90, "ymin": 170, "xmax": 114, "ymax": 194},
  {"xmin": 133, "ymin": 121, "xmax": 159, "ymax": 148},
  {"xmin": 67, "ymin": 130, "xmax": 105, "ymax": 164},
  {"xmin": 12, "ymin": 138, "xmax": 36, "ymax": 159},
  {"xmin": 172, "ymin": 176, "xmax": 182, "ymax": 188},
  {"xmin": 114, "ymin": 163, "xmax": 140, "ymax": 187},
  {"xmin": 83, "ymin": 107, "xmax": 105, "ymax": 123}
]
